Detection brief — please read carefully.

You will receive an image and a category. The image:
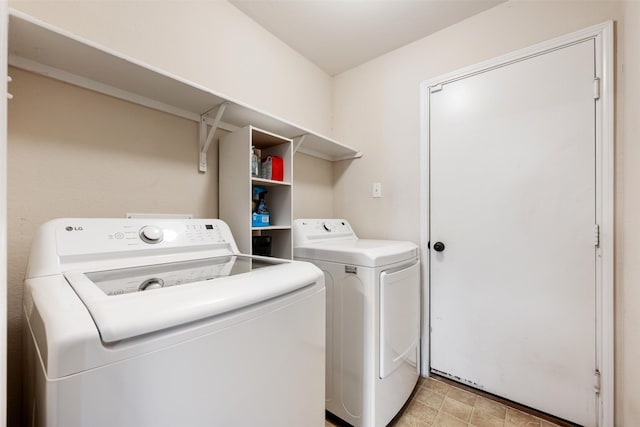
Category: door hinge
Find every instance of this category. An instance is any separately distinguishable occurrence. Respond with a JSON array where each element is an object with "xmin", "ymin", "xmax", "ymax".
[
  {"xmin": 594, "ymin": 224, "xmax": 600, "ymax": 247},
  {"xmin": 593, "ymin": 77, "xmax": 600, "ymax": 100},
  {"xmin": 594, "ymin": 369, "xmax": 601, "ymax": 393},
  {"xmin": 7, "ymin": 75, "xmax": 12, "ymax": 100}
]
